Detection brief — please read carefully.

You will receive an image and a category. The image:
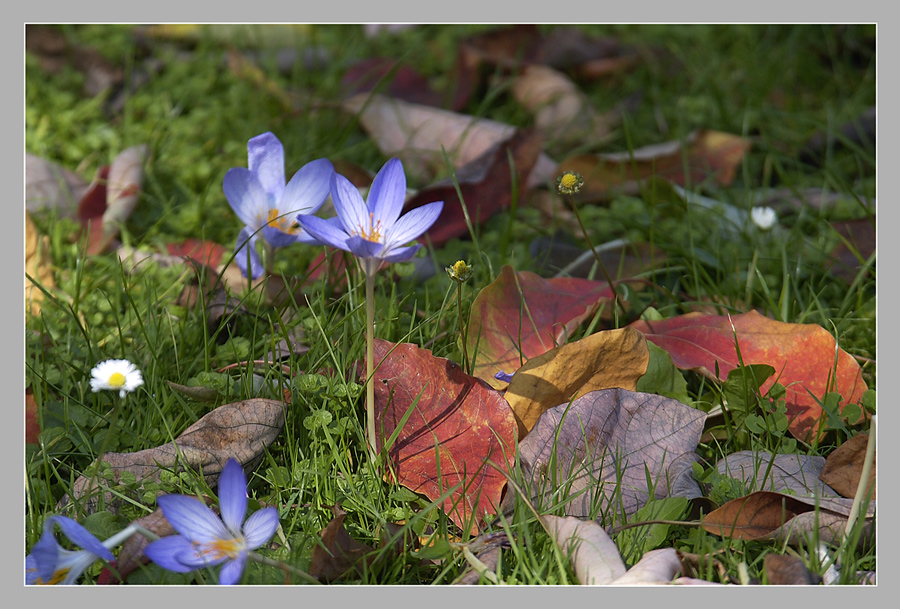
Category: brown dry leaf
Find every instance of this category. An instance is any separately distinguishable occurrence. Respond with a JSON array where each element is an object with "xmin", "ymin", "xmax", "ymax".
[
  {"xmin": 342, "ymin": 92, "xmax": 557, "ymax": 187},
  {"xmin": 764, "ymin": 554, "xmax": 821, "ymax": 585},
  {"xmin": 98, "ymin": 506, "xmax": 180, "ymax": 584},
  {"xmin": 59, "ymin": 398, "xmax": 285, "ymax": 514},
  {"xmin": 559, "ymin": 130, "xmax": 751, "ymax": 203},
  {"xmin": 25, "ymin": 211, "xmax": 56, "ymax": 317},
  {"xmin": 819, "ymin": 433, "xmax": 876, "ymax": 499},
  {"xmin": 505, "ymin": 327, "xmax": 649, "ymax": 437},
  {"xmin": 700, "ymin": 490, "xmax": 874, "ymax": 547},
  {"xmin": 101, "ymin": 145, "xmax": 148, "ymax": 243},
  {"xmin": 716, "ymin": 450, "xmax": 841, "ymax": 498}
]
